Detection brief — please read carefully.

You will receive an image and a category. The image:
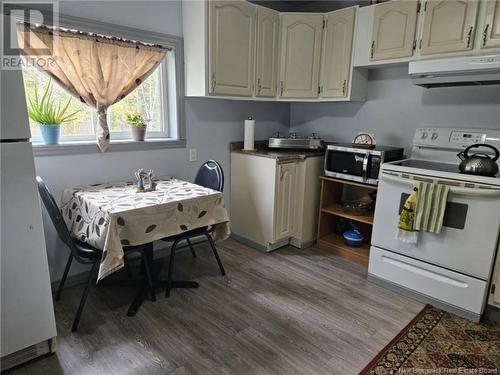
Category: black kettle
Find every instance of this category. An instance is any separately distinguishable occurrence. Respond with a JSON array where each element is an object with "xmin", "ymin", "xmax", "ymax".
[{"xmin": 457, "ymin": 143, "xmax": 499, "ymax": 177}]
